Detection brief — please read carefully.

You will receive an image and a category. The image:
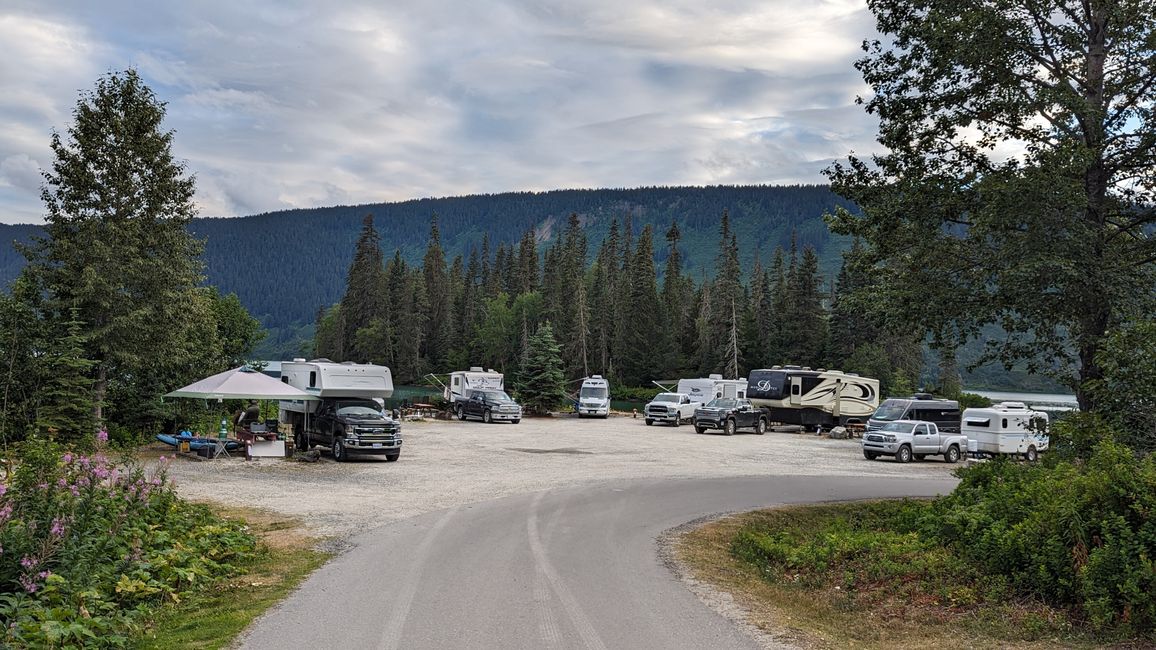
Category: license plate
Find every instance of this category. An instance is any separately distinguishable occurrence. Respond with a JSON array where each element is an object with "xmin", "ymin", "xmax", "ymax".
[{"xmin": 372, "ymin": 443, "xmax": 382, "ymax": 448}]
